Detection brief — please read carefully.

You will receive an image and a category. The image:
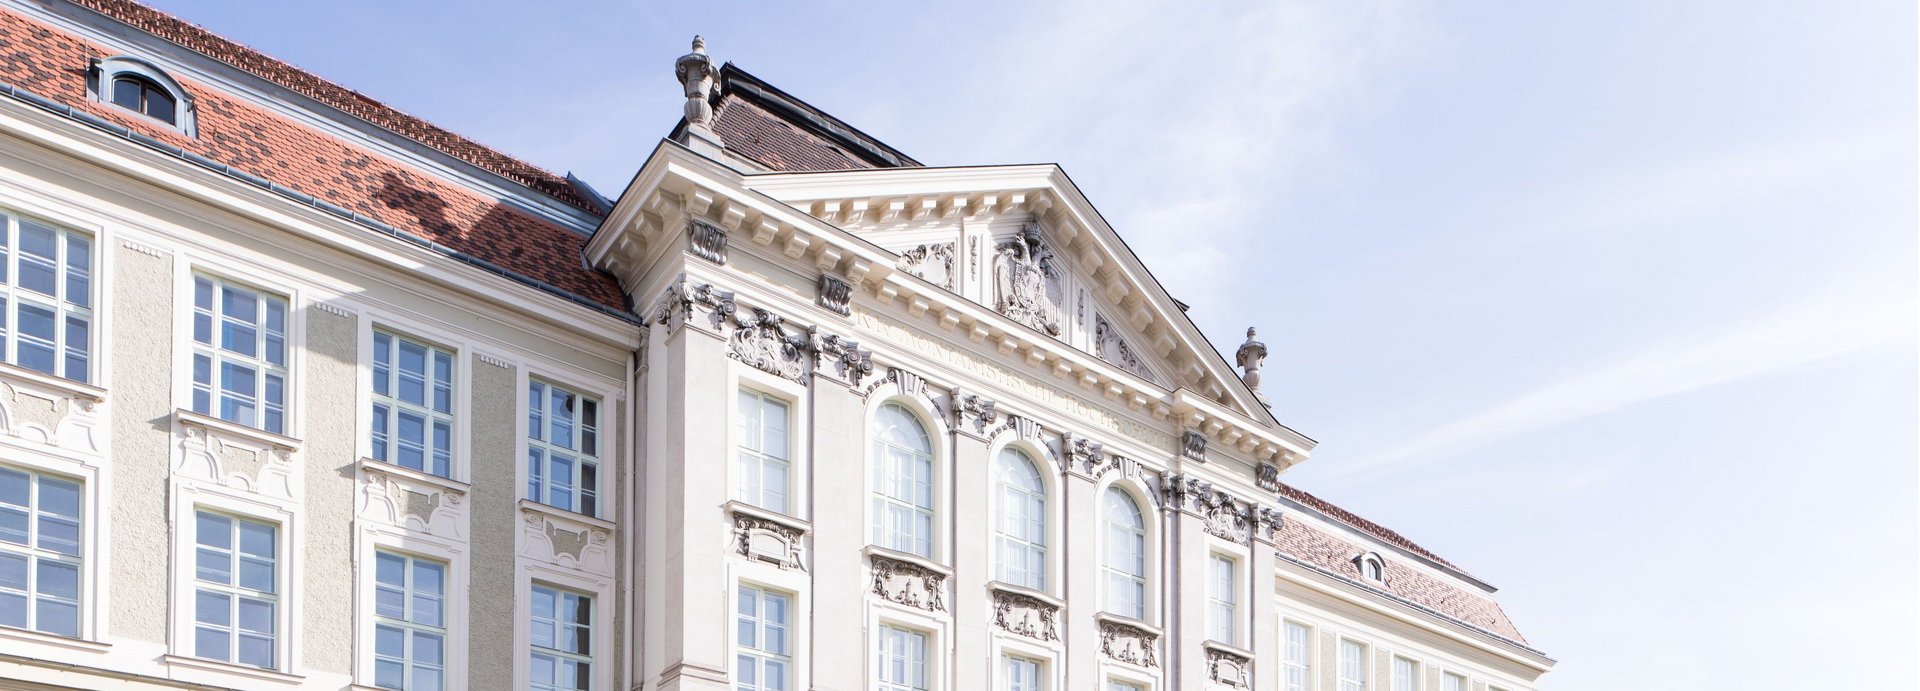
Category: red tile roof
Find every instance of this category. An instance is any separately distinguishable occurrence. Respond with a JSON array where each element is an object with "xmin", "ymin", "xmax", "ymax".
[
  {"xmin": 1276, "ymin": 481, "xmax": 1463, "ymax": 571},
  {"xmin": 0, "ymin": 3, "xmax": 627, "ymax": 310}
]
